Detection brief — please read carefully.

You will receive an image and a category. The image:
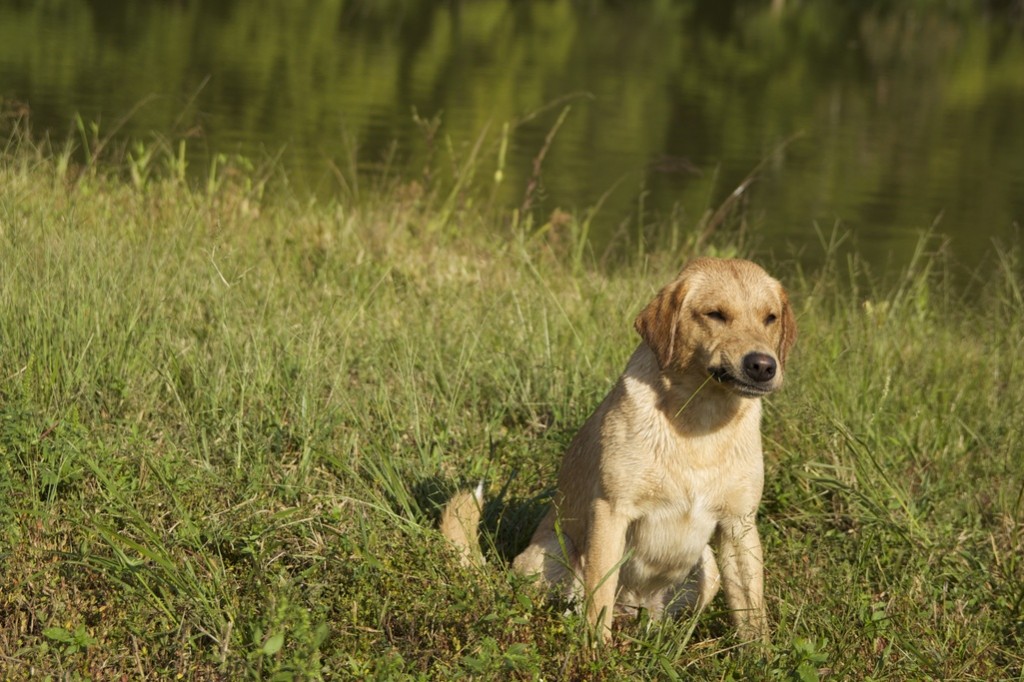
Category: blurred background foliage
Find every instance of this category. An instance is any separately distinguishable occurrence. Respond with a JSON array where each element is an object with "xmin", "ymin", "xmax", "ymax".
[{"xmin": 1, "ymin": 0, "xmax": 1023, "ymax": 270}]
